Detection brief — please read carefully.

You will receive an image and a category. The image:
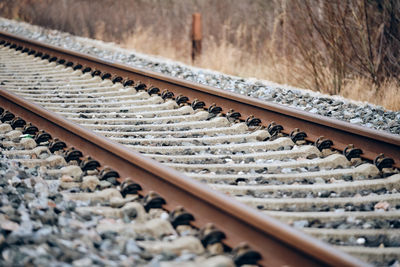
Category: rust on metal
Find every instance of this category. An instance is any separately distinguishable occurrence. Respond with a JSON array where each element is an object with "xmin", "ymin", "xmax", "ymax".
[
  {"xmin": 0, "ymin": 90, "xmax": 366, "ymax": 266},
  {"xmin": 0, "ymin": 30, "xmax": 397, "ymax": 167},
  {"xmin": 191, "ymin": 13, "xmax": 202, "ymax": 61}
]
